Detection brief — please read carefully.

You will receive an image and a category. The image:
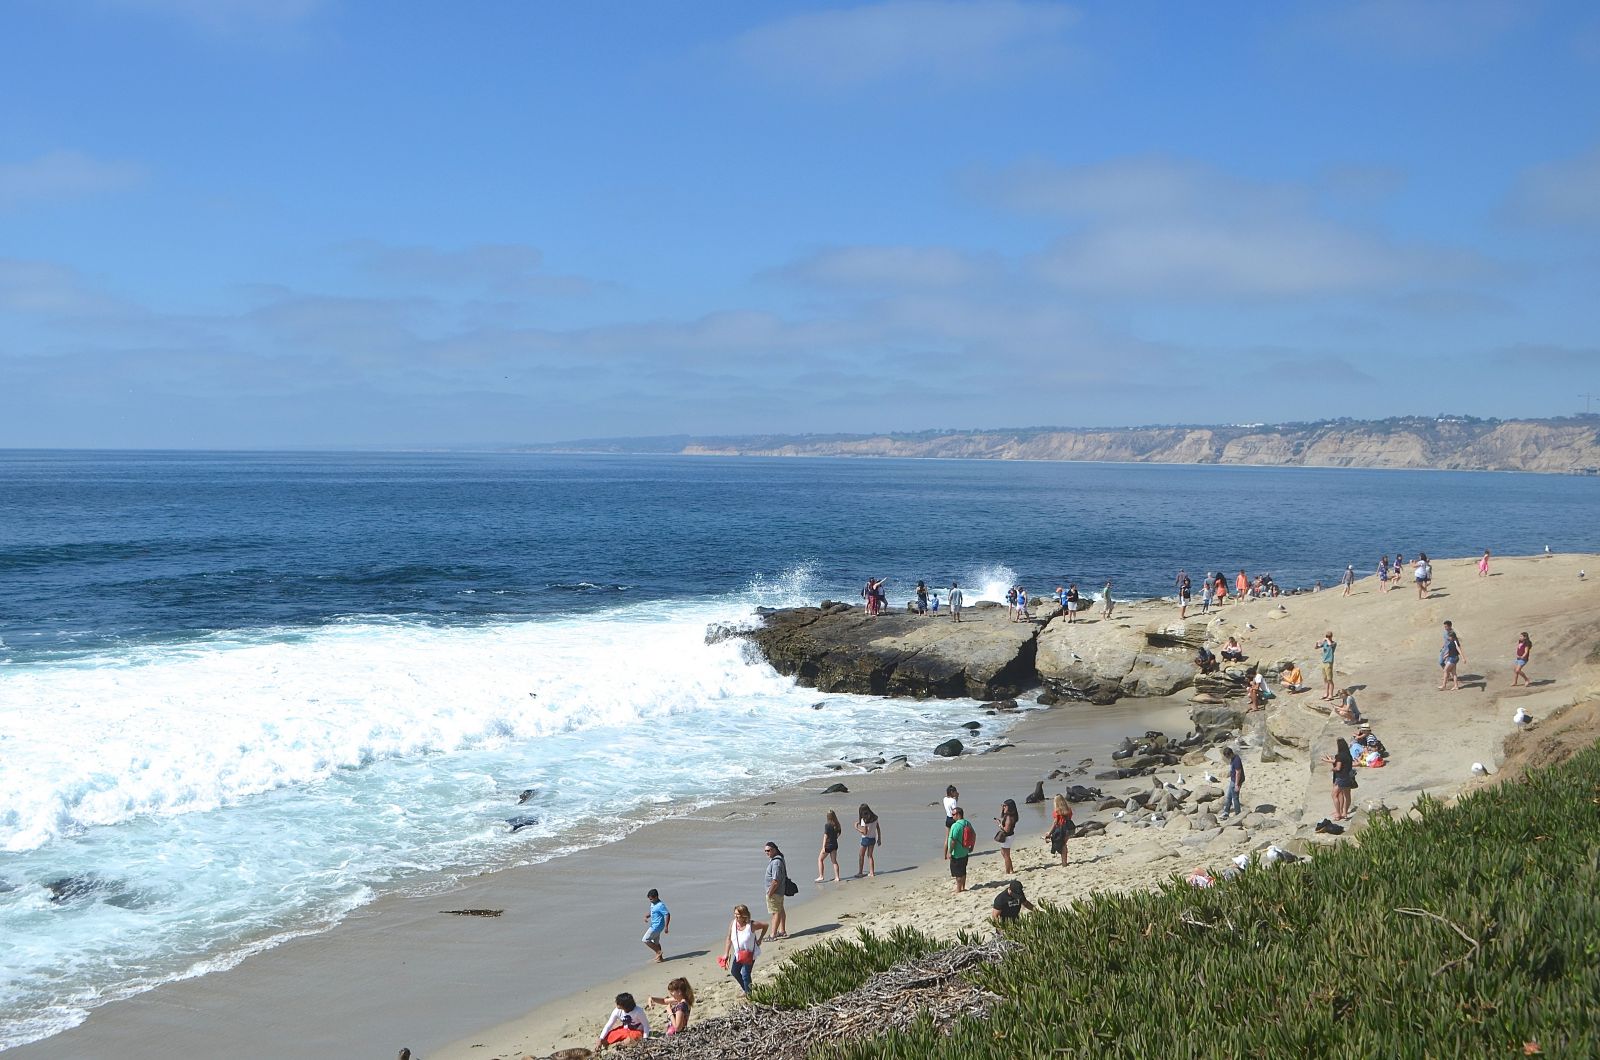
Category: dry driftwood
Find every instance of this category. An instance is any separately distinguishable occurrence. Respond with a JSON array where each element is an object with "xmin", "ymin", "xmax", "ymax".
[{"xmin": 560, "ymin": 935, "xmax": 1016, "ymax": 1060}]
